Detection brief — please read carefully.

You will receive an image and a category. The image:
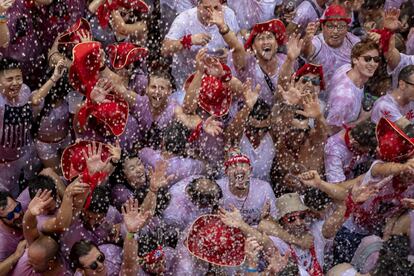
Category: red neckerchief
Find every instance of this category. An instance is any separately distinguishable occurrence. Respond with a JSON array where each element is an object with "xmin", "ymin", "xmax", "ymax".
[
  {"xmin": 81, "ymin": 169, "xmax": 109, "ymax": 210},
  {"xmin": 289, "ymin": 244, "xmax": 323, "ymax": 276},
  {"xmin": 371, "ymin": 28, "xmax": 394, "ymax": 54}
]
